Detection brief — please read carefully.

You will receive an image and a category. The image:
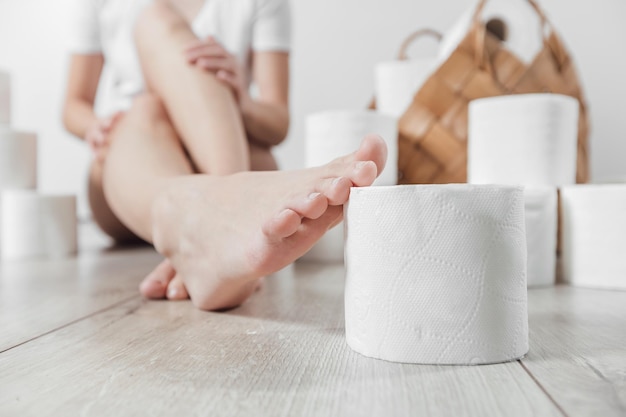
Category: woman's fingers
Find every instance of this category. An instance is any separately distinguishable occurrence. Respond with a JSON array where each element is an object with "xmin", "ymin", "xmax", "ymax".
[
  {"xmin": 195, "ymin": 57, "xmax": 233, "ymax": 72},
  {"xmin": 186, "ymin": 46, "xmax": 227, "ymax": 62},
  {"xmin": 87, "ymin": 128, "xmax": 105, "ymax": 147},
  {"xmin": 216, "ymin": 70, "xmax": 237, "ymax": 90},
  {"xmin": 183, "ymin": 37, "xmax": 244, "ymax": 101},
  {"xmin": 104, "ymin": 111, "xmax": 124, "ymax": 131},
  {"xmin": 185, "ymin": 42, "xmax": 228, "ymax": 62}
]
